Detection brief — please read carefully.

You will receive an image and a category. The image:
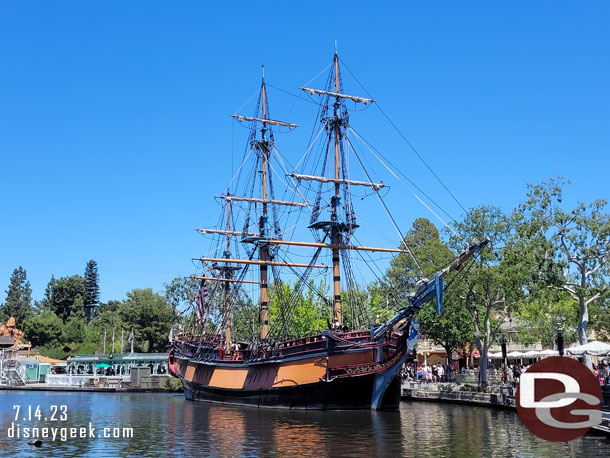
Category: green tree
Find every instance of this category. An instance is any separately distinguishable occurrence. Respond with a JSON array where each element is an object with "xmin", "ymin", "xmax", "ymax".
[
  {"xmin": 120, "ymin": 289, "xmax": 175, "ymax": 352},
  {"xmin": 1, "ymin": 266, "xmax": 33, "ymax": 327},
  {"xmin": 23, "ymin": 310, "xmax": 64, "ymax": 347},
  {"xmin": 97, "ymin": 300, "xmax": 121, "ymax": 314},
  {"xmin": 48, "ymin": 275, "xmax": 85, "ymax": 323},
  {"xmin": 450, "ymin": 206, "xmax": 523, "ymax": 386},
  {"xmin": 590, "ymin": 295, "xmax": 610, "ymax": 341},
  {"xmin": 90, "ymin": 306, "xmax": 125, "ymax": 352},
  {"xmin": 231, "ymin": 297, "xmax": 259, "ymax": 341},
  {"xmin": 383, "ymin": 218, "xmax": 474, "ymax": 363},
  {"xmin": 62, "ymin": 316, "xmax": 87, "ymax": 344},
  {"xmin": 164, "ymin": 276, "xmax": 199, "ymax": 312},
  {"xmin": 36, "ymin": 275, "xmax": 57, "ymax": 313},
  {"xmin": 269, "ymin": 280, "xmax": 328, "ymax": 339},
  {"xmin": 516, "ymin": 177, "xmax": 610, "ymax": 368},
  {"xmin": 419, "ymin": 301, "xmax": 474, "ymax": 365},
  {"xmin": 384, "ymin": 218, "xmax": 449, "ymax": 300},
  {"xmin": 516, "ymin": 290, "xmax": 579, "ymax": 347},
  {"xmin": 83, "ymin": 260, "xmax": 100, "ymax": 323}
]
